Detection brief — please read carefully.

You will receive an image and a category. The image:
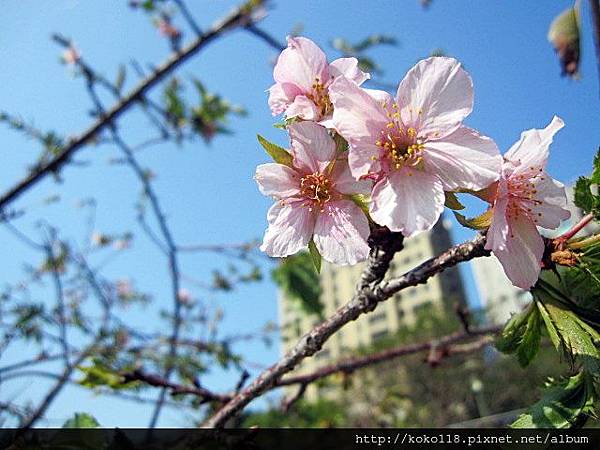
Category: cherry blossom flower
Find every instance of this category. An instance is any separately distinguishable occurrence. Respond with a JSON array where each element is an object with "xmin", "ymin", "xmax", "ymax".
[
  {"xmin": 62, "ymin": 46, "xmax": 80, "ymax": 65},
  {"xmin": 255, "ymin": 122, "xmax": 371, "ymax": 265},
  {"xmin": 157, "ymin": 18, "xmax": 181, "ymax": 40},
  {"xmin": 268, "ymin": 36, "xmax": 370, "ymax": 124},
  {"xmin": 485, "ymin": 116, "xmax": 570, "ymax": 289},
  {"xmin": 329, "ymin": 56, "xmax": 502, "ymax": 237}
]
